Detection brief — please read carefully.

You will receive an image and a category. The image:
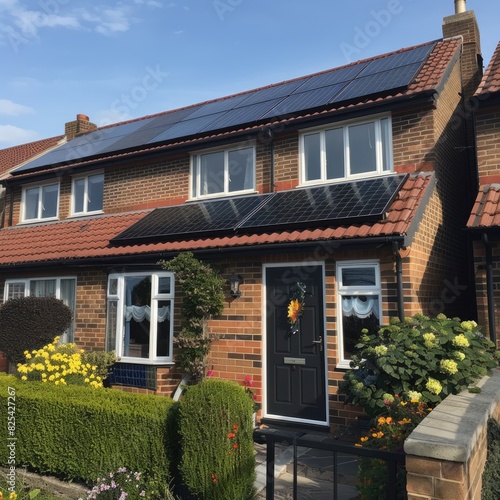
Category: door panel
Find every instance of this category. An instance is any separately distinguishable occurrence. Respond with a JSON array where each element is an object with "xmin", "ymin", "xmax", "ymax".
[{"xmin": 266, "ymin": 265, "xmax": 327, "ymax": 423}]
